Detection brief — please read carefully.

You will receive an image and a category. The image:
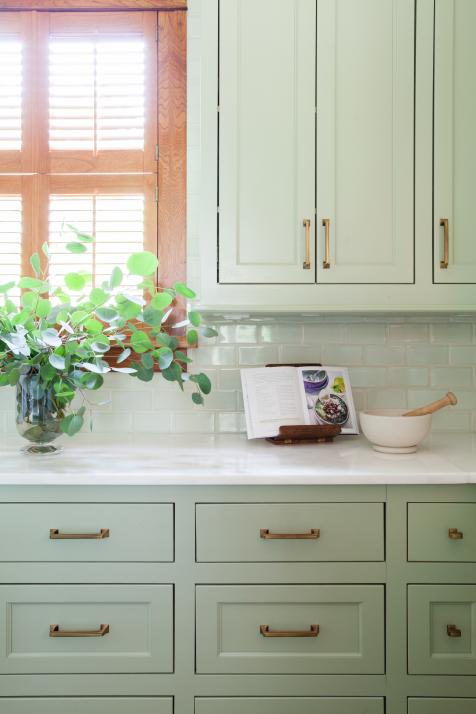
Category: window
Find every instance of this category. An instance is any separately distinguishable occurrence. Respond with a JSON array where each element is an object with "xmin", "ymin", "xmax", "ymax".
[{"xmin": 0, "ymin": 2, "xmax": 186, "ymax": 301}]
